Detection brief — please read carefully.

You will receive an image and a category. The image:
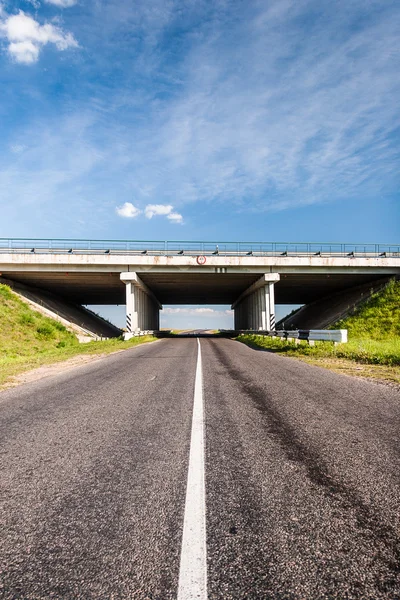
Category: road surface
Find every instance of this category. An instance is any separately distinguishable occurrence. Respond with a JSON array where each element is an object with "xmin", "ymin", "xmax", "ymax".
[{"xmin": 1, "ymin": 337, "xmax": 399, "ymax": 599}]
